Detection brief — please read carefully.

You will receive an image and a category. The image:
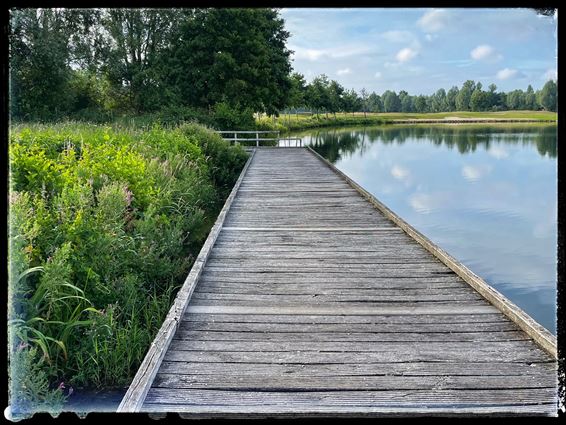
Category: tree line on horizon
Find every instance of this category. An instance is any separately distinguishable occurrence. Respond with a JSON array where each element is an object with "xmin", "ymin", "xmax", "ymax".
[
  {"xmin": 285, "ymin": 73, "xmax": 557, "ymax": 117},
  {"xmin": 9, "ymin": 8, "xmax": 557, "ymax": 125}
]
